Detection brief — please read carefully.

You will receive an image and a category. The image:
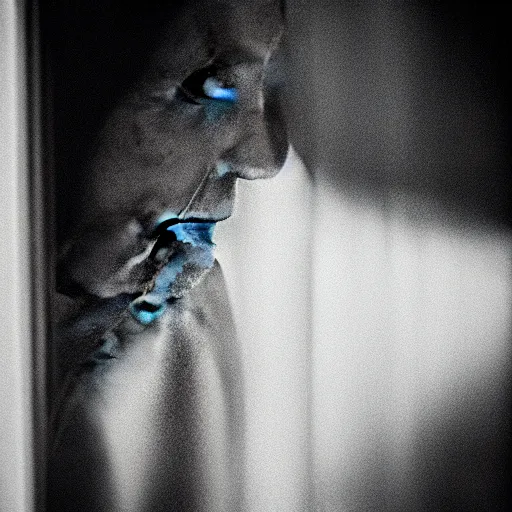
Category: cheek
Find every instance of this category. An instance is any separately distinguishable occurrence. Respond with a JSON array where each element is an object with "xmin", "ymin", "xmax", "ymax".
[
  {"xmin": 80, "ymin": 97, "xmax": 241, "ymax": 227},
  {"xmin": 122, "ymin": 111, "xmax": 238, "ymax": 204},
  {"xmin": 87, "ymin": 122, "xmax": 213, "ymax": 215},
  {"xmin": 129, "ymin": 108, "xmax": 208, "ymax": 166}
]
